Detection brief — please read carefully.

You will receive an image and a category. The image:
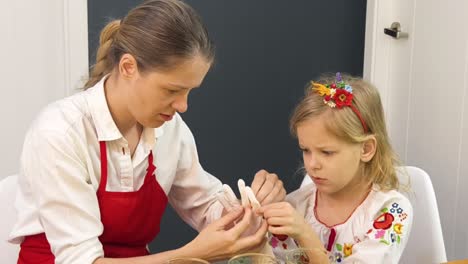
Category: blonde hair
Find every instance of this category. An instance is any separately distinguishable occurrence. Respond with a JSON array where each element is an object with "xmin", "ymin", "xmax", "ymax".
[
  {"xmin": 84, "ymin": 0, "xmax": 215, "ymax": 89},
  {"xmin": 290, "ymin": 73, "xmax": 400, "ymax": 191}
]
